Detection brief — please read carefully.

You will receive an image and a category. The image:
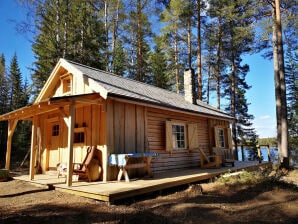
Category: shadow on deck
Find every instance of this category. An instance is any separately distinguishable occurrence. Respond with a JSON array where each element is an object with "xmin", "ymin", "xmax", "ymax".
[{"xmin": 13, "ymin": 161, "xmax": 271, "ymax": 204}]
